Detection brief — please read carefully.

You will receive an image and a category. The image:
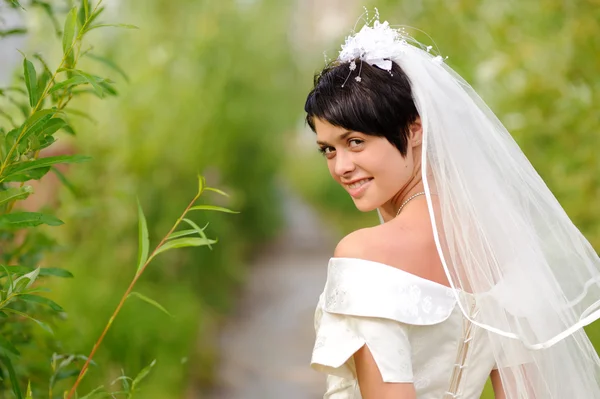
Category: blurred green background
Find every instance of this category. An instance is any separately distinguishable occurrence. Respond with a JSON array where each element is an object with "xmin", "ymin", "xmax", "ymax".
[{"xmin": 3, "ymin": 0, "xmax": 599, "ymax": 397}]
